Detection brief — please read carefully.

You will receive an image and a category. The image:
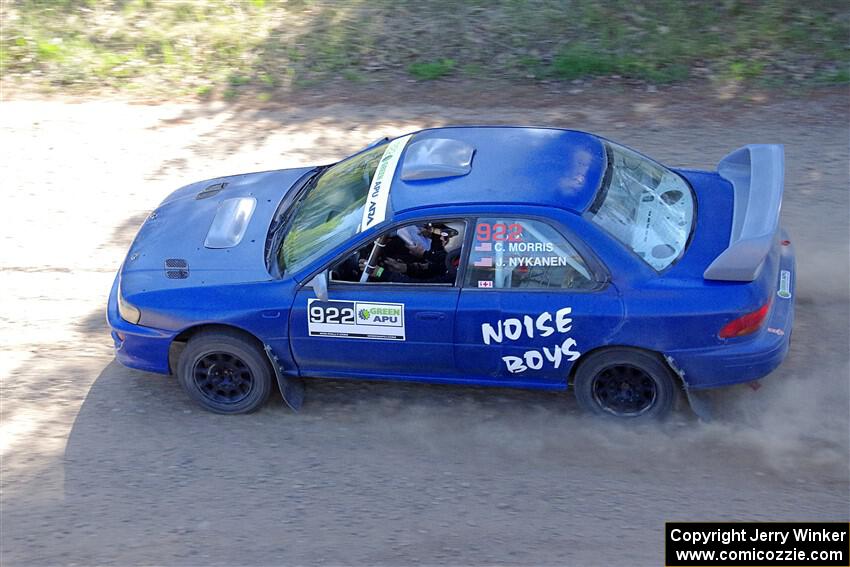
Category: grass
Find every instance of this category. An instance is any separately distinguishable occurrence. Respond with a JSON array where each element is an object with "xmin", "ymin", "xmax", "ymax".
[
  {"xmin": 2, "ymin": 0, "xmax": 848, "ymax": 97},
  {"xmin": 551, "ymin": 47, "xmax": 628, "ymax": 80},
  {"xmin": 726, "ymin": 60, "xmax": 767, "ymax": 82},
  {"xmin": 408, "ymin": 59, "xmax": 456, "ymax": 81},
  {"xmin": 816, "ymin": 68, "xmax": 850, "ymax": 84}
]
